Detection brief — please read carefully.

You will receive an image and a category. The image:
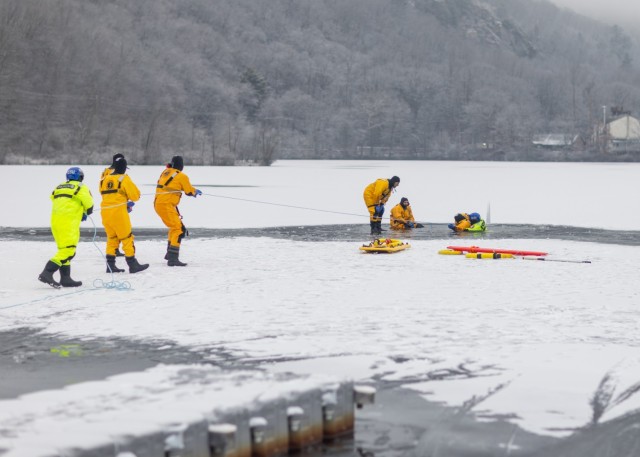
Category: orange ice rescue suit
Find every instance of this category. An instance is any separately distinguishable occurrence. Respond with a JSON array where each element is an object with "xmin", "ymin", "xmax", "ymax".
[
  {"xmin": 363, "ymin": 176, "xmax": 400, "ymax": 235},
  {"xmin": 154, "ymin": 155, "xmax": 201, "ymax": 266}
]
